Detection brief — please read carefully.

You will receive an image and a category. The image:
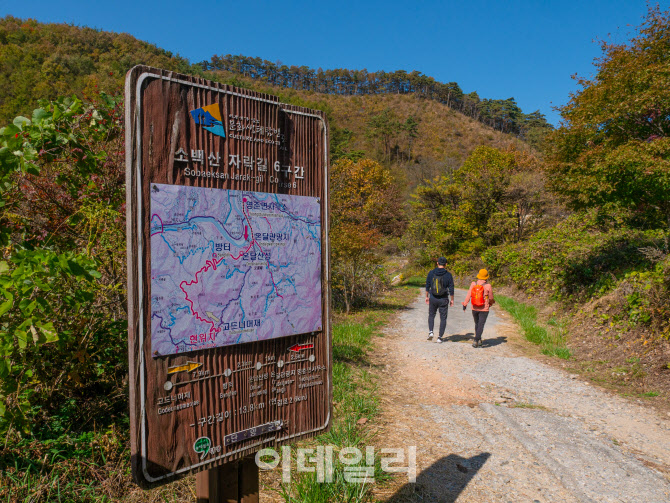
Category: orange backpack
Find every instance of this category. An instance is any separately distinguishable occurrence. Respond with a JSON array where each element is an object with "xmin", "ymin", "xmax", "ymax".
[{"xmin": 471, "ymin": 284, "xmax": 486, "ymax": 307}]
